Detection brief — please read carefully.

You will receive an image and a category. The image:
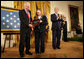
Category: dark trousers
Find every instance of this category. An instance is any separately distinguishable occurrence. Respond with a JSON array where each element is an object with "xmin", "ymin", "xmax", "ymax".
[
  {"xmin": 34, "ymin": 30, "xmax": 45, "ymax": 53},
  {"xmin": 52, "ymin": 29, "xmax": 61, "ymax": 49},
  {"xmin": 19, "ymin": 30, "xmax": 31, "ymax": 55},
  {"xmin": 63, "ymin": 31, "xmax": 67, "ymax": 41}
]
